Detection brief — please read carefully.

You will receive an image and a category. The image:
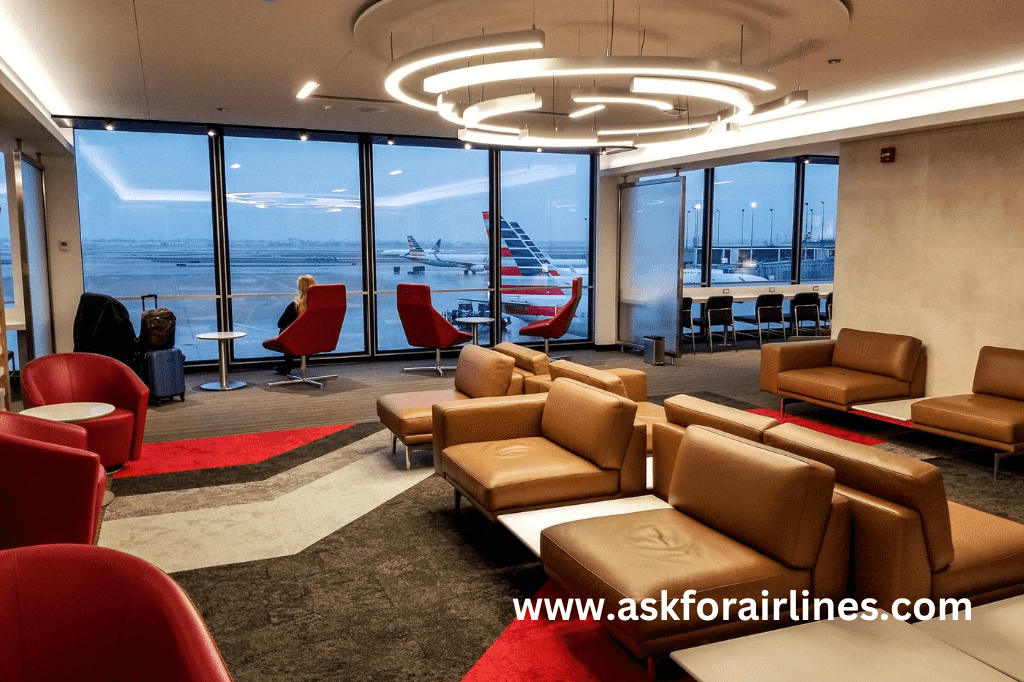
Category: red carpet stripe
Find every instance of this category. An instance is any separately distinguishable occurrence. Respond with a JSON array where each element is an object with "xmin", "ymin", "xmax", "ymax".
[
  {"xmin": 114, "ymin": 425, "xmax": 351, "ymax": 478},
  {"xmin": 749, "ymin": 409, "xmax": 884, "ymax": 445}
]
